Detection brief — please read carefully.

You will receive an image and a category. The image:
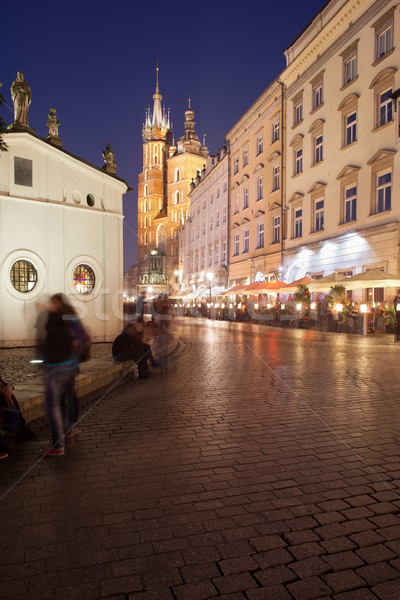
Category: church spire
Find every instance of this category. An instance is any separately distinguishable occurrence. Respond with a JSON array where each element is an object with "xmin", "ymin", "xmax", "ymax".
[{"xmin": 152, "ymin": 63, "xmax": 163, "ymax": 127}]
